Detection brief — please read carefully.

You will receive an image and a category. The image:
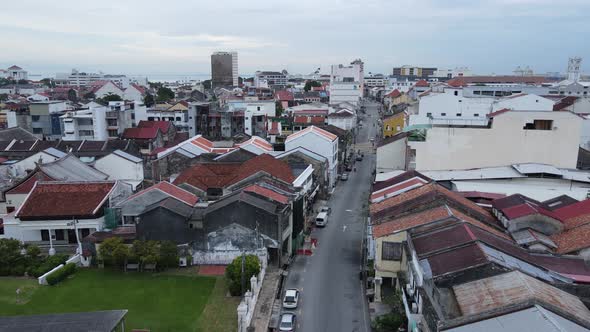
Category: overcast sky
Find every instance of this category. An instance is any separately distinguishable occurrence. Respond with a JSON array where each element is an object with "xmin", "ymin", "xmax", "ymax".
[{"xmin": 1, "ymin": 0, "xmax": 589, "ymax": 77}]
